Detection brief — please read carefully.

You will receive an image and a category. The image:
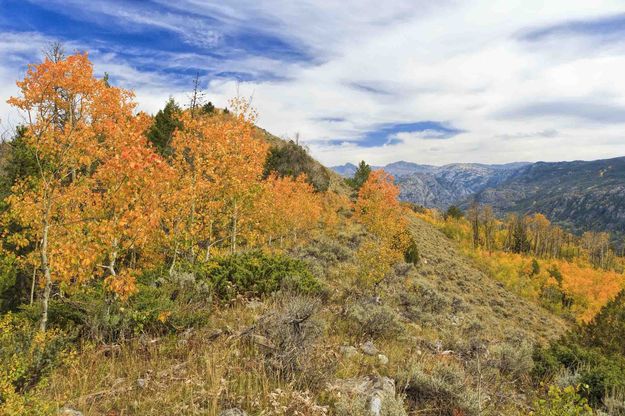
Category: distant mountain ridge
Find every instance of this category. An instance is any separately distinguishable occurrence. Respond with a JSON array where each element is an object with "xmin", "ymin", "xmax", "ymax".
[
  {"xmin": 331, "ymin": 160, "xmax": 530, "ymax": 208},
  {"xmin": 331, "ymin": 157, "xmax": 625, "ymax": 238},
  {"xmin": 467, "ymin": 156, "xmax": 625, "ymax": 236}
]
